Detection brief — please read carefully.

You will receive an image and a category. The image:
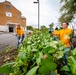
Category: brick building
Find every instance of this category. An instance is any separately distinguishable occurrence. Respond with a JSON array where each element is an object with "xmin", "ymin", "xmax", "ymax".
[{"xmin": 0, "ymin": 1, "xmax": 26, "ymax": 32}]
